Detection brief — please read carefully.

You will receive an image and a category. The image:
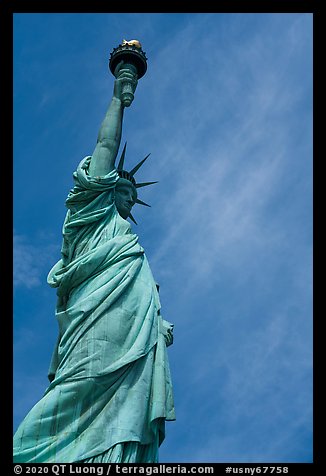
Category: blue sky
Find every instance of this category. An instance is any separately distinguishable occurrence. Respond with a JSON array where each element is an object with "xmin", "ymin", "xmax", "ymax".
[{"xmin": 13, "ymin": 13, "xmax": 313, "ymax": 463}]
